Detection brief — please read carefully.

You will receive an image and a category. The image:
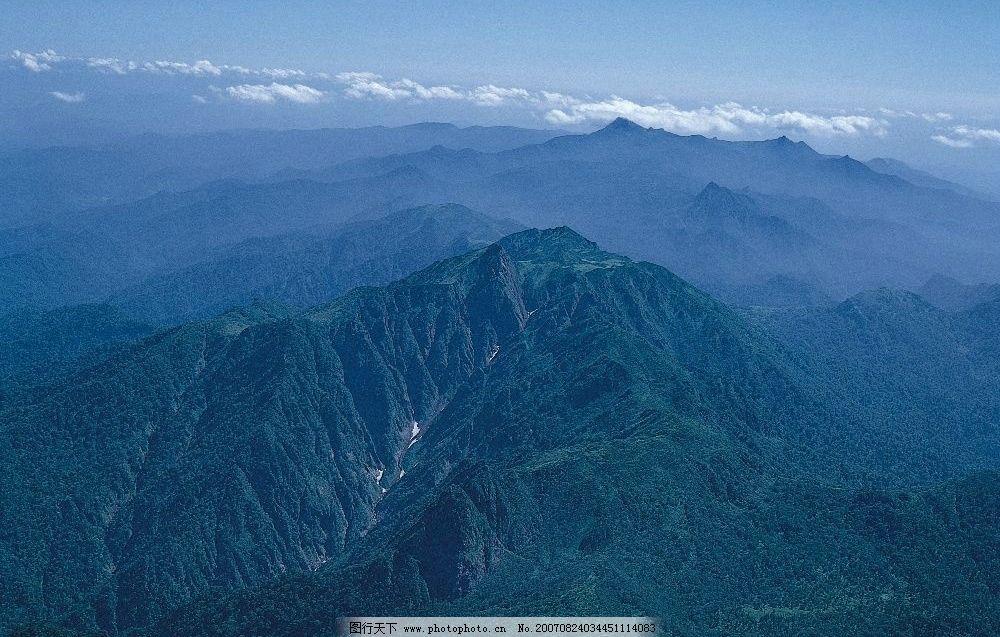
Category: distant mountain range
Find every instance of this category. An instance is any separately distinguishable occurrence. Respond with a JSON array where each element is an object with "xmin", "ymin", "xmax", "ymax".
[
  {"xmin": 915, "ymin": 273, "xmax": 1000, "ymax": 311},
  {"xmin": 304, "ymin": 118, "xmax": 1000, "ymax": 298},
  {"xmin": 864, "ymin": 157, "xmax": 989, "ymax": 199},
  {"xmin": 0, "ymin": 122, "xmax": 560, "ymax": 228},
  {"xmin": 1, "ymin": 228, "xmax": 996, "ymax": 636},
  {"xmin": 3, "ymin": 119, "xmax": 999, "ymax": 321}
]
